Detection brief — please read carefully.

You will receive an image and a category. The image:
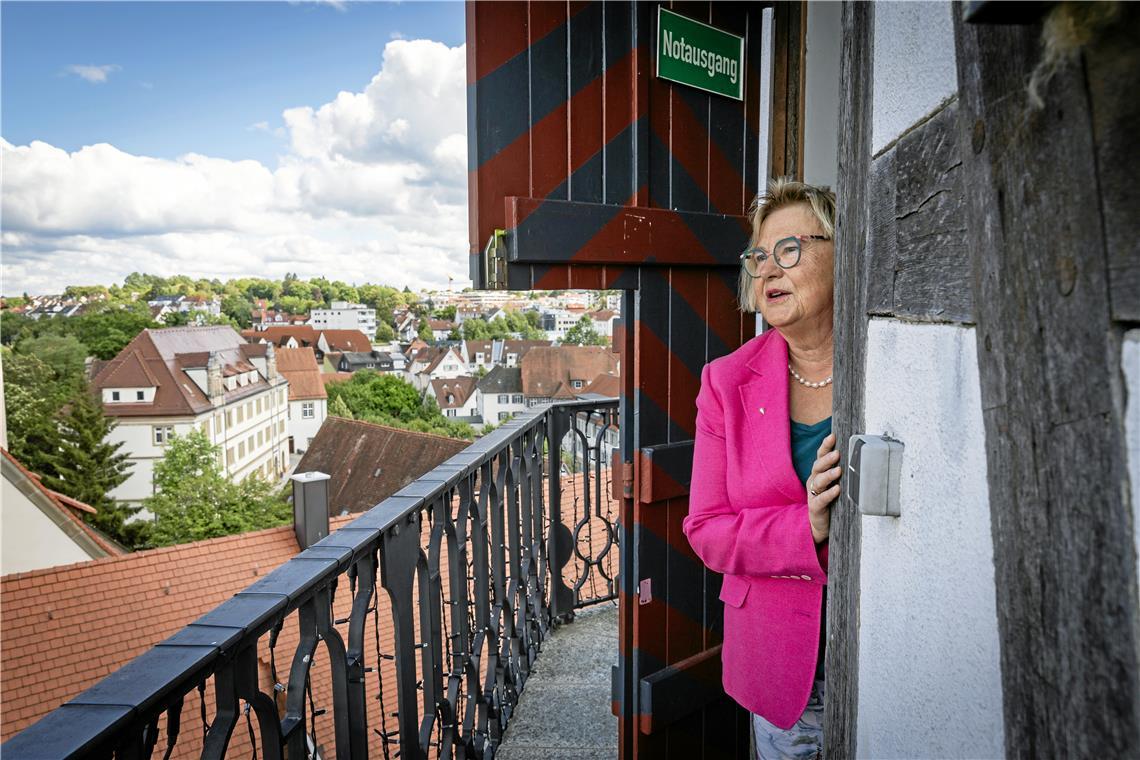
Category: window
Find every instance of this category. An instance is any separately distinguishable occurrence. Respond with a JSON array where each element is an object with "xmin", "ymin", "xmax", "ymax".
[
  {"xmin": 499, "ymin": 412, "xmax": 510, "ymax": 421},
  {"xmin": 238, "ymin": 442, "xmax": 245, "ymax": 458},
  {"xmin": 226, "ymin": 447, "xmax": 234, "ymax": 464},
  {"xmin": 446, "ymin": 409, "xmax": 456, "ymax": 417},
  {"xmin": 246, "ymin": 401, "xmax": 253, "ymax": 418},
  {"xmin": 111, "ymin": 391, "xmax": 120, "ymax": 401},
  {"xmin": 200, "ymin": 421, "xmax": 210, "ymax": 436},
  {"xmin": 136, "ymin": 390, "xmax": 145, "ymax": 401},
  {"xmin": 302, "ymin": 402, "xmax": 315, "ymax": 419},
  {"xmin": 256, "ymin": 398, "xmax": 262, "ymax": 414},
  {"xmin": 571, "ymin": 380, "xmax": 584, "ymax": 389},
  {"xmin": 476, "ymin": 353, "xmax": 485, "ymax": 363},
  {"xmin": 498, "ymin": 394, "xmax": 509, "ymax": 403},
  {"xmin": 257, "ymin": 430, "xmax": 263, "ymax": 447},
  {"xmin": 512, "ymin": 394, "xmax": 524, "ymax": 404},
  {"xmin": 153, "ymin": 425, "xmax": 175, "ymax": 445},
  {"xmin": 279, "ymin": 420, "xmax": 285, "ymax": 433},
  {"xmin": 247, "ymin": 435, "xmax": 254, "ymax": 451},
  {"xmin": 238, "ymin": 406, "xmax": 245, "ymax": 423},
  {"xmin": 227, "ymin": 410, "xmax": 234, "ymax": 428}
]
